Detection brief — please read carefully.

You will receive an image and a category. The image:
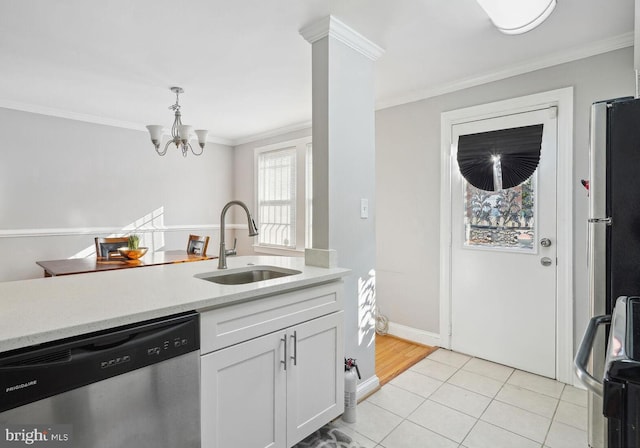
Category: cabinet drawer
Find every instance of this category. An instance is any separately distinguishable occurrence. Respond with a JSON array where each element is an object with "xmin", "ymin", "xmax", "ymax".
[{"xmin": 200, "ymin": 281, "xmax": 343, "ymax": 354}]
